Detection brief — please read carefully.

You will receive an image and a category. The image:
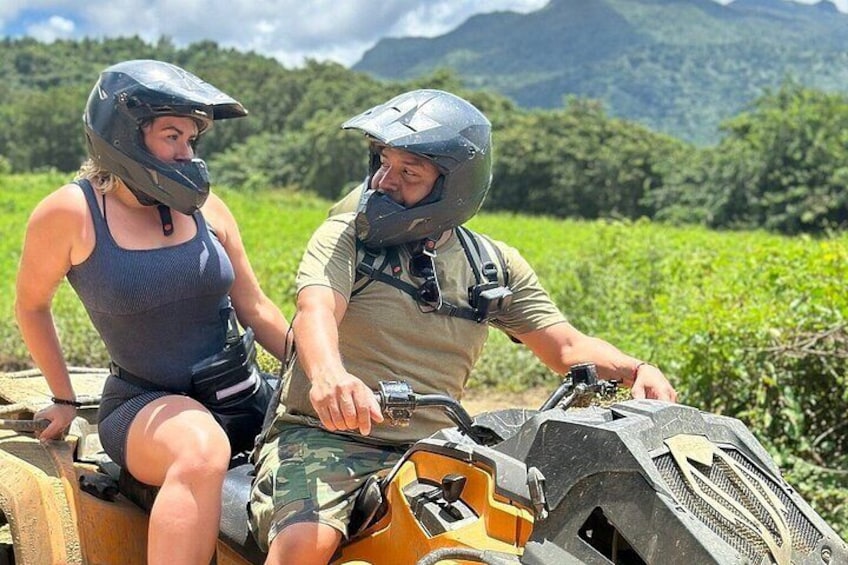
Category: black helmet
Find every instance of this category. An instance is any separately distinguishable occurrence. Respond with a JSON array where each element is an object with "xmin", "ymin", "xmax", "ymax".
[
  {"xmin": 343, "ymin": 89, "xmax": 492, "ymax": 247},
  {"xmin": 83, "ymin": 59, "xmax": 247, "ymax": 214}
]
